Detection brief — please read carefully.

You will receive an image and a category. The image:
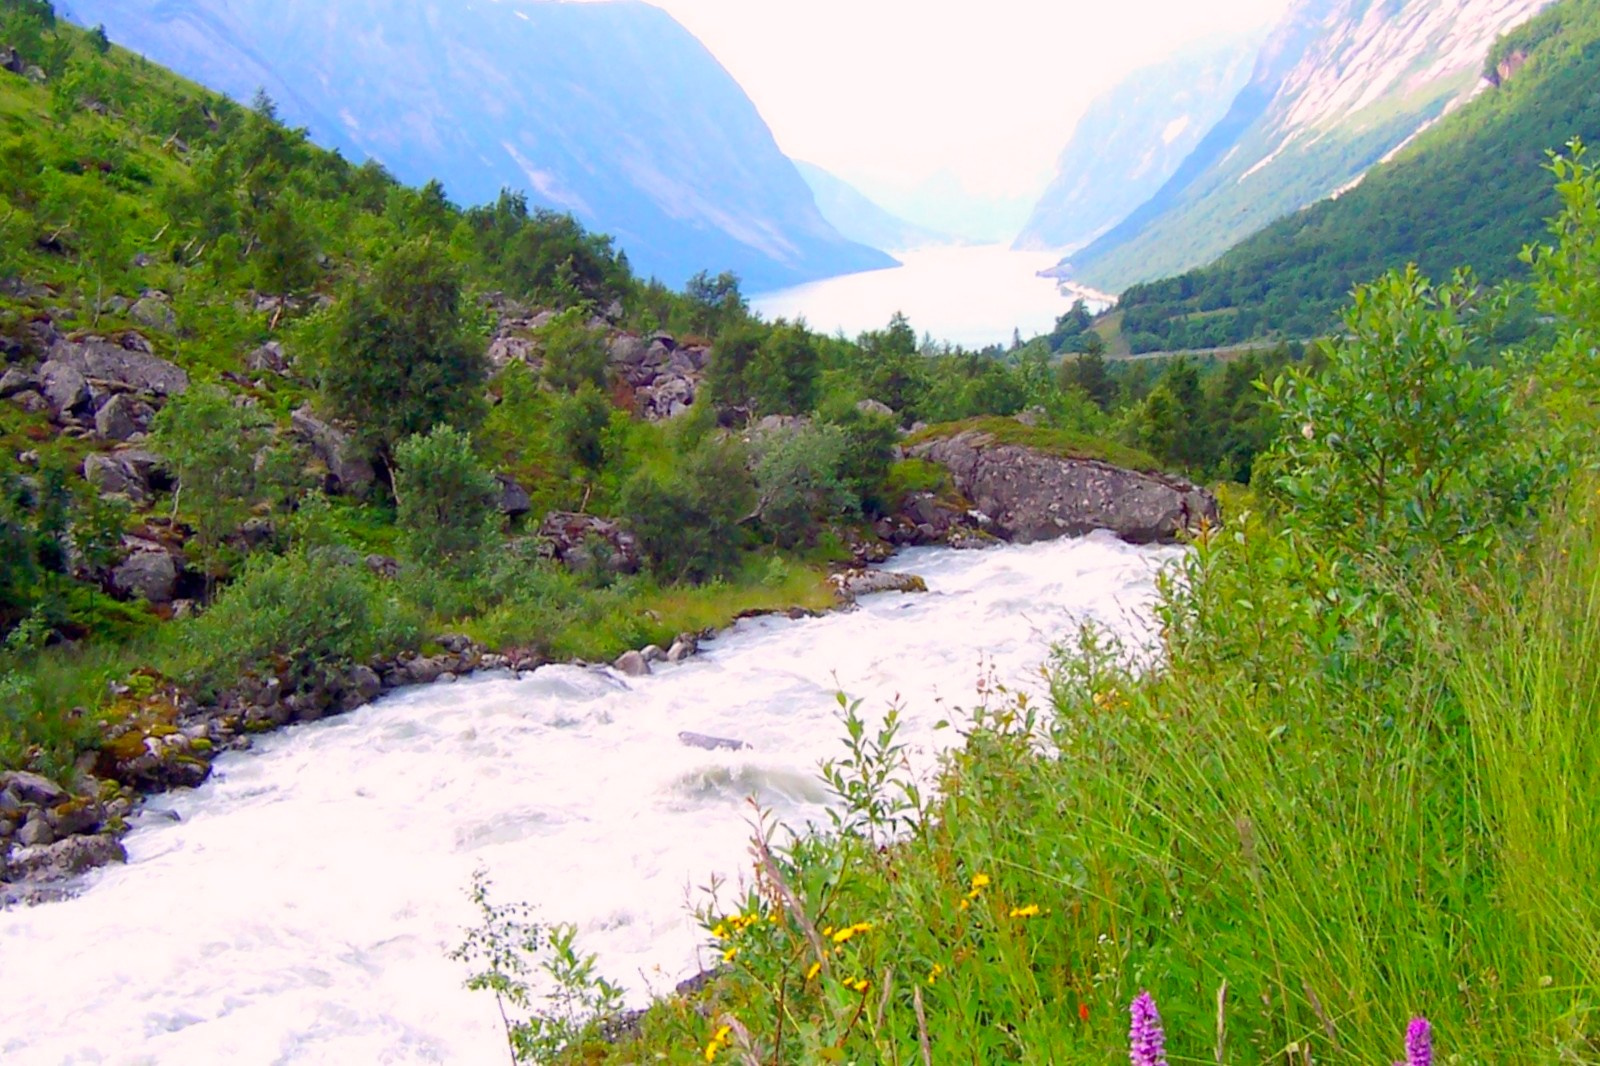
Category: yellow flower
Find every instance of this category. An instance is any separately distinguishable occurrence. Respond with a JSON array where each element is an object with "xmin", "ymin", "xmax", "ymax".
[
  {"xmin": 970, "ymin": 873, "xmax": 991, "ymax": 889},
  {"xmin": 722, "ymin": 946, "xmax": 739, "ymax": 963},
  {"xmin": 805, "ymin": 961, "xmax": 821, "ymax": 981},
  {"xmin": 704, "ymin": 1024, "xmax": 732, "ymax": 1062},
  {"xmin": 1009, "ymin": 904, "xmax": 1041, "ymax": 919},
  {"xmin": 926, "ymin": 963, "xmax": 945, "ymax": 986},
  {"xmin": 847, "ymin": 977, "xmax": 871, "ymax": 993},
  {"xmin": 711, "ymin": 923, "xmax": 728, "ymax": 939}
]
